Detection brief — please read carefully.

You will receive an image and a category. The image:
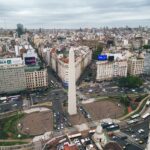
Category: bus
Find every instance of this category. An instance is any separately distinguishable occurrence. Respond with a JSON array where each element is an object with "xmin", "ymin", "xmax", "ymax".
[
  {"xmin": 142, "ymin": 113, "xmax": 150, "ymax": 119},
  {"xmin": 130, "ymin": 114, "xmax": 140, "ymax": 119},
  {"xmin": 106, "ymin": 124, "xmax": 120, "ymax": 132},
  {"xmin": 127, "ymin": 119, "xmax": 139, "ymax": 125},
  {"xmin": 101, "ymin": 122, "xmax": 114, "ymax": 129},
  {"xmin": 146, "ymin": 100, "xmax": 150, "ymax": 106}
]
